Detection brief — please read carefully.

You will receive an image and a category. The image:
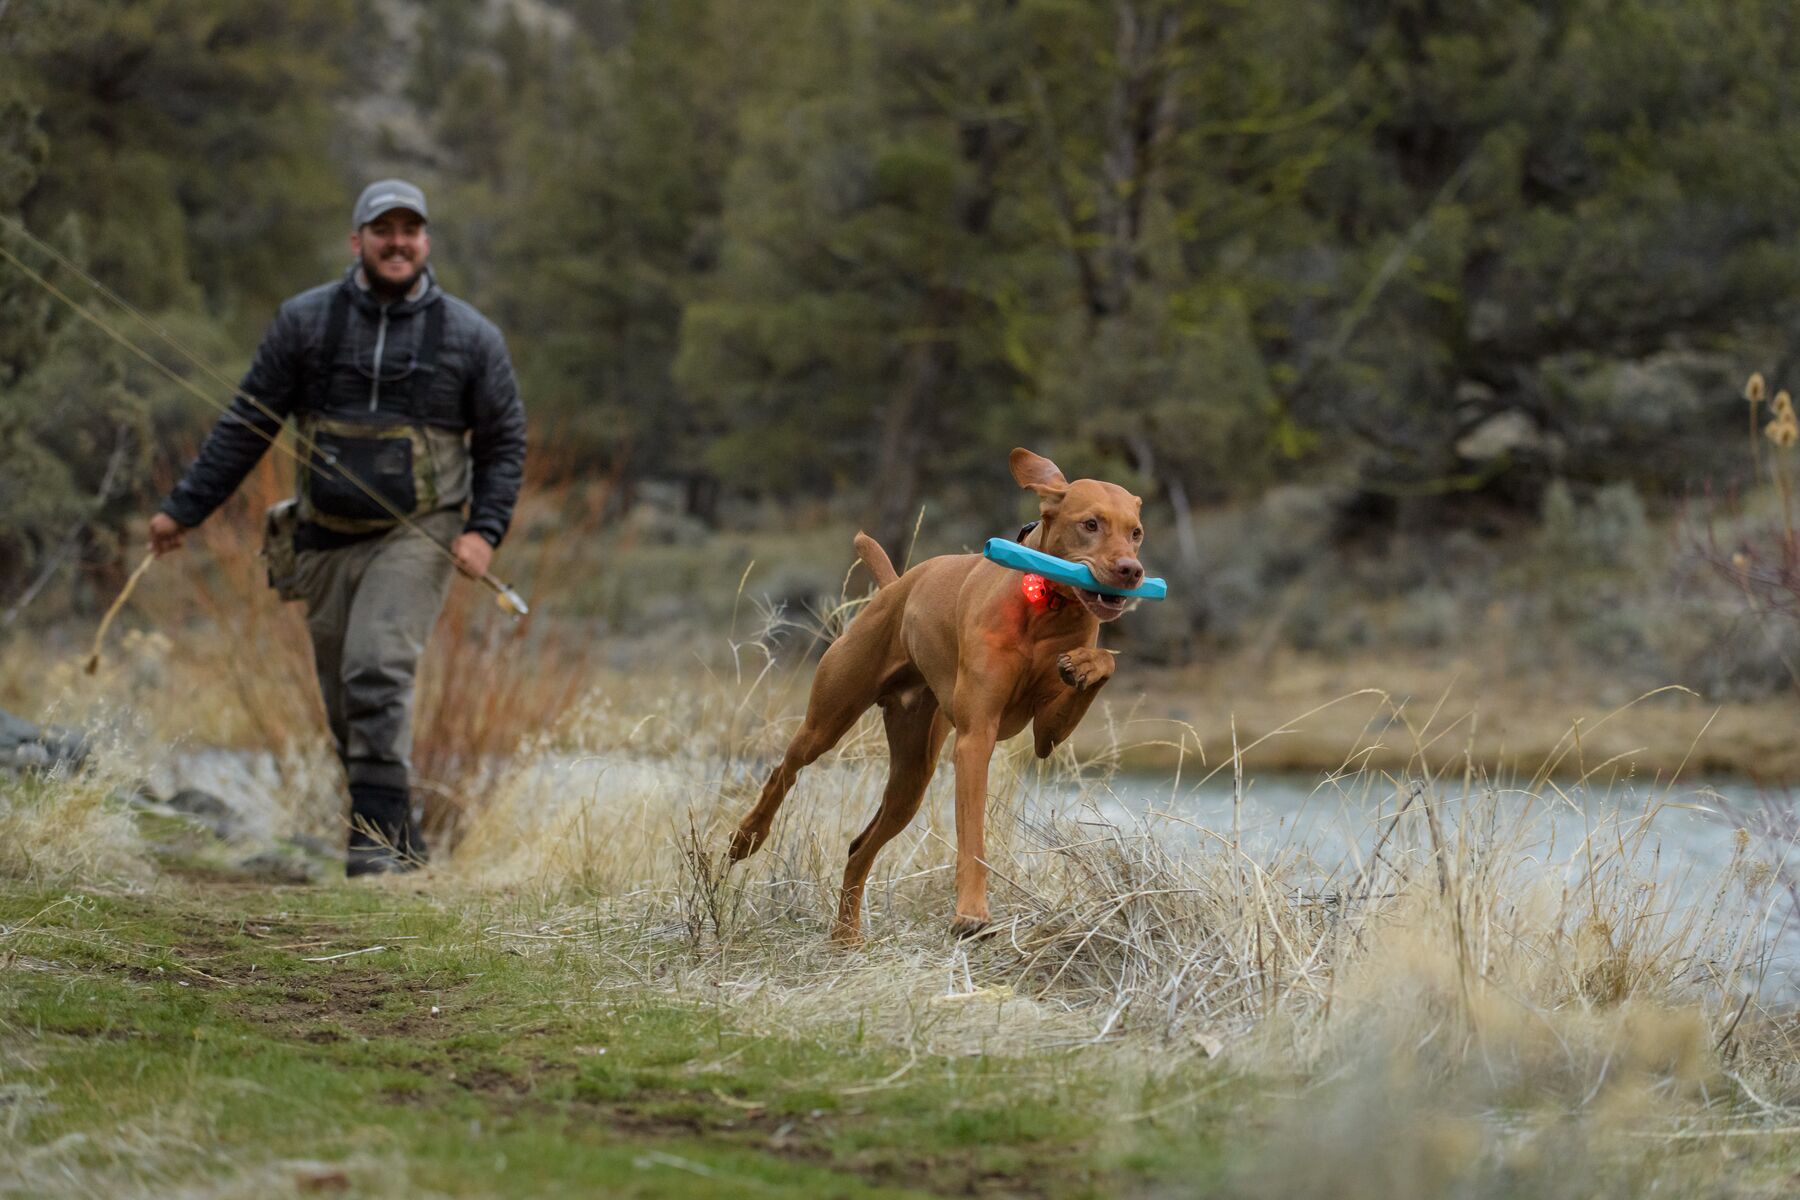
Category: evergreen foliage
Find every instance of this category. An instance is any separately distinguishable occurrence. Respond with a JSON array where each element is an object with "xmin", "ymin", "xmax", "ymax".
[
  {"xmin": 1, "ymin": 0, "xmax": 349, "ymax": 598},
  {"xmin": 5, "ymin": 0, "xmax": 1800, "ymax": 608}
]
